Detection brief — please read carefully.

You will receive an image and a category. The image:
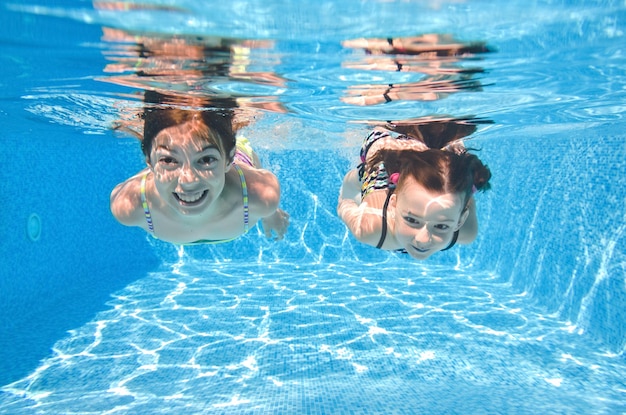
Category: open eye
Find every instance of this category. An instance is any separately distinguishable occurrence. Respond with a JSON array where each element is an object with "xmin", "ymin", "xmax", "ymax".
[
  {"xmin": 433, "ymin": 224, "xmax": 450, "ymax": 232},
  {"xmin": 198, "ymin": 155, "xmax": 218, "ymax": 166},
  {"xmin": 403, "ymin": 216, "xmax": 421, "ymax": 225},
  {"xmin": 158, "ymin": 156, "xmax": 178, "ymax": 166}
]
